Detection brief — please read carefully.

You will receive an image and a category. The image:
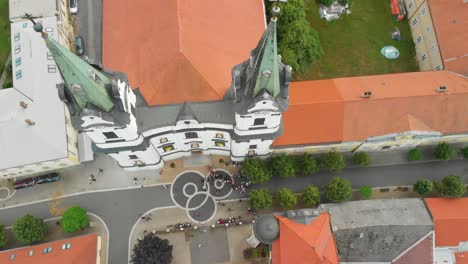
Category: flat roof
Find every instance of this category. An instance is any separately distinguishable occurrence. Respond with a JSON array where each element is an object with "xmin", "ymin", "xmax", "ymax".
[
  {"xmin": 9, "ymin": 0, "xmax": 57, "ymax": 20},
  {"xmin": 0, "ymin": 17, "xmax": 69, "ymax": 171}
]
